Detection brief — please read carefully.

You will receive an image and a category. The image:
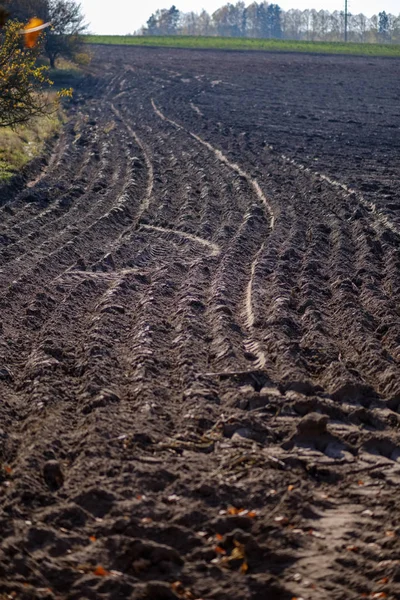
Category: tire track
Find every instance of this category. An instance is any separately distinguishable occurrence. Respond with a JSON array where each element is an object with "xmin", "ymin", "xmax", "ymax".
[
  {"xmin": 151, "ymin": 99, "xmax": 275, "ymax": 371},
  {"xmin": 277, "ymin": 150, "xmax": 400, "ymax": 237},
  {"xmin": 111, "ymin": 103, "xmax": 153, "ymax": 214},
  {"xmin": 151, "ymin": 99, "xmax": 275, "ymax": 230},
  {"xmin": 140, "ymin": 224, "xmax": 220, "ymax": 256}
]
